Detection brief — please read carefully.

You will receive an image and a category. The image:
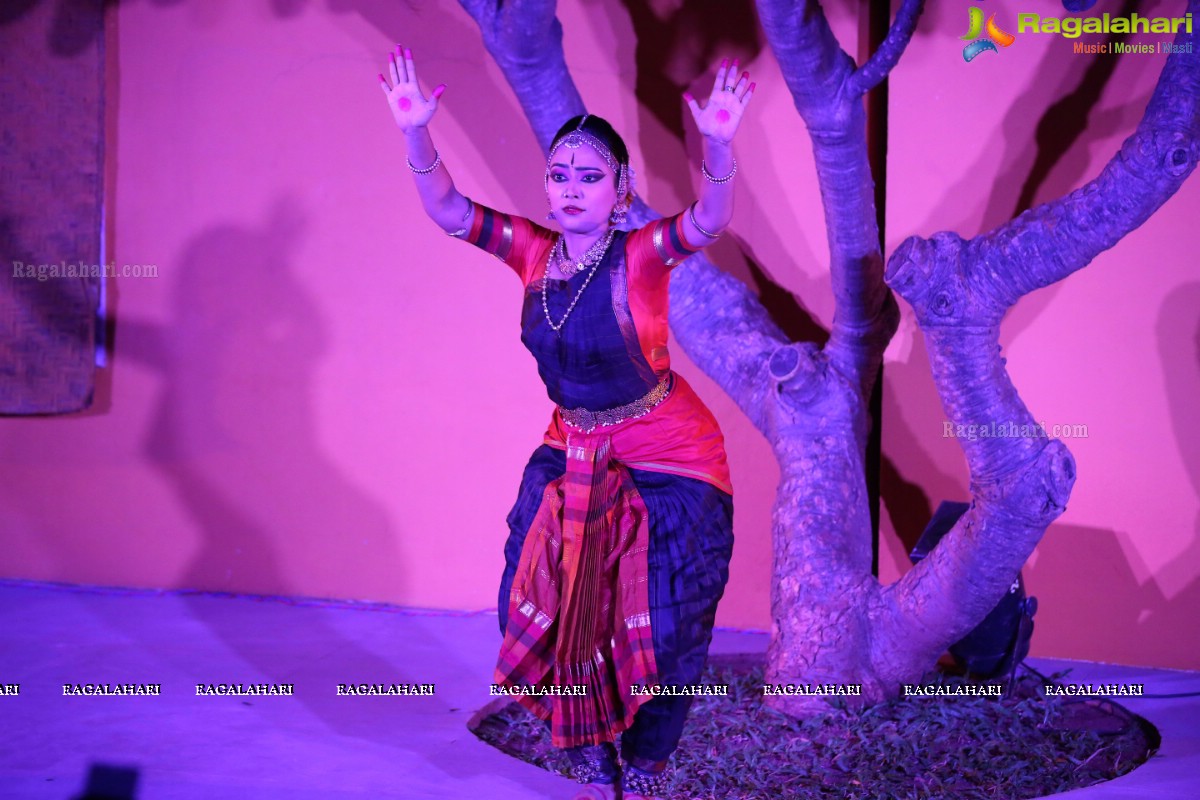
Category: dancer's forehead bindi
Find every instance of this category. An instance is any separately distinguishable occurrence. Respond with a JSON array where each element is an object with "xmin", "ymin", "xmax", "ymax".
[{"xmin": 550, "ymin": 143, "xmax": 608, "ymax": 173}]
